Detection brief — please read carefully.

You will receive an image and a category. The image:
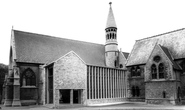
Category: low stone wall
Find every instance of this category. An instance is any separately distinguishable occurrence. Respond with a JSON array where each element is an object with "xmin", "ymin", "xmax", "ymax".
[
  {"xmin": 86, "ymin": 98, "xmax": 127, "ymax": 105},
  {"xmin": 146, "ymin": 98, "xmax": 175, "ymax": 105},
  {"xmin": 127, "ymin": 98, "xmax": 145, "ymax": 102}
]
